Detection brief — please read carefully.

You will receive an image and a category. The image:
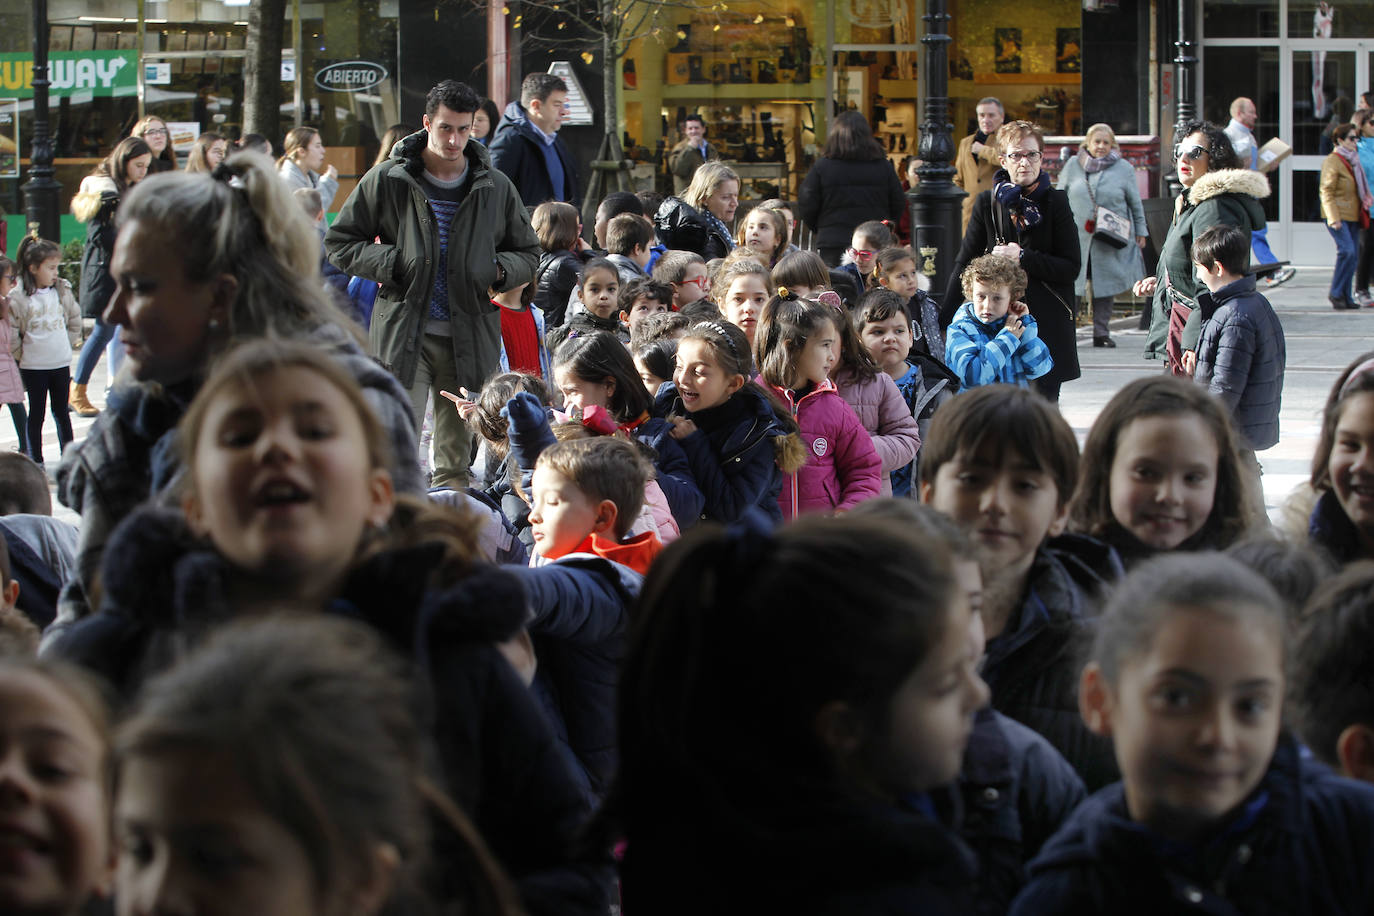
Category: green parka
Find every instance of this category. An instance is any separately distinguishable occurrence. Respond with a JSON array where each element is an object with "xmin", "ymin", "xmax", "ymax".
[{"xmin": 326, "ymin": 130, "xmax": 539, "ymax": 390}]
